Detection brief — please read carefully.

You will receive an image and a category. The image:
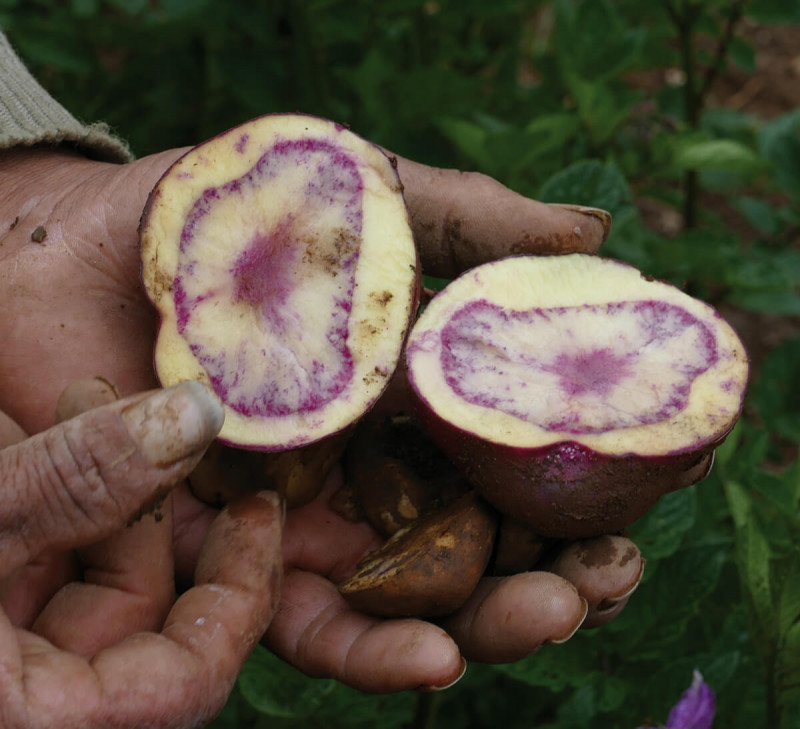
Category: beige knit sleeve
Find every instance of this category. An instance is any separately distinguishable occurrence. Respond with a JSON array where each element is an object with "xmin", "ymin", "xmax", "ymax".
[{"xmin": 0, "ymin": 31, "xmax": 132, "ymax": 163}]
